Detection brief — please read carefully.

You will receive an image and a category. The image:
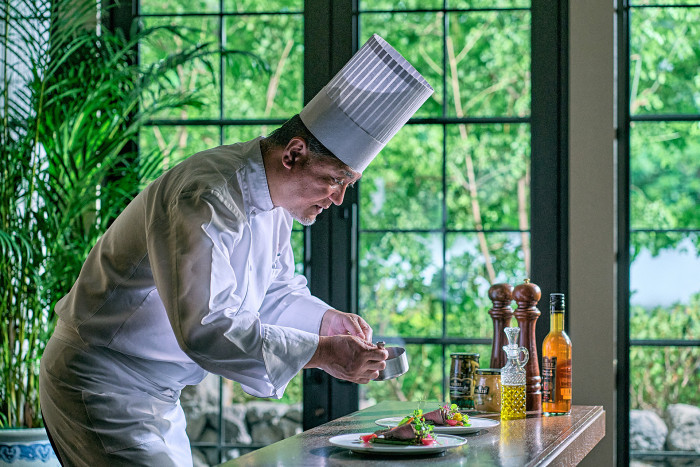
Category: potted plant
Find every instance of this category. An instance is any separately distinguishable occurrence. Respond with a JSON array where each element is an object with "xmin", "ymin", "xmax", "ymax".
[{"xmin": 0, "ymin": 0, "xmax": 213, "ymax": 462}]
